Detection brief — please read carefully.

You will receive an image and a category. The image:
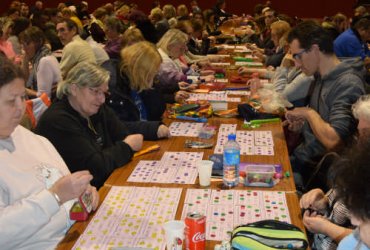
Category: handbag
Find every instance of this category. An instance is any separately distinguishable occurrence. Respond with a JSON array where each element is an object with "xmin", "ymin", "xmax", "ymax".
[{"xmin": 231, "ymin": 220, "xmax": 308, "ymax": 250}]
